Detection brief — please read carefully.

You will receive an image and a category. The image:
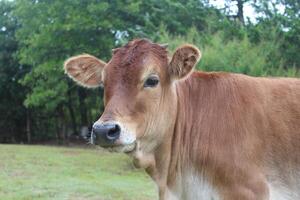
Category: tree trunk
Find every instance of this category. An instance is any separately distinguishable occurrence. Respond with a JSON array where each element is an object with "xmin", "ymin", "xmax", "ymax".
[
  {"xmin": 78, "ymin": 88, "xmax": 88, "ymax": 126},
  {"xmin": 236, "ymin": 0, "xmax": 245, "ymax": 25},
  {"xmin": 26, "ymin": 109, "xmax": 31, "ymax": 143},
  {"xmin": 67, "ymin": 83, "xmax": 77, "ymax": 135},
  {"xmin": 55, "ymin": 113, "xmax": 60, "ymax": 143},
  {"xmin": 58, "ymin": 106, "xmax": 67, "ymax": 144}
]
